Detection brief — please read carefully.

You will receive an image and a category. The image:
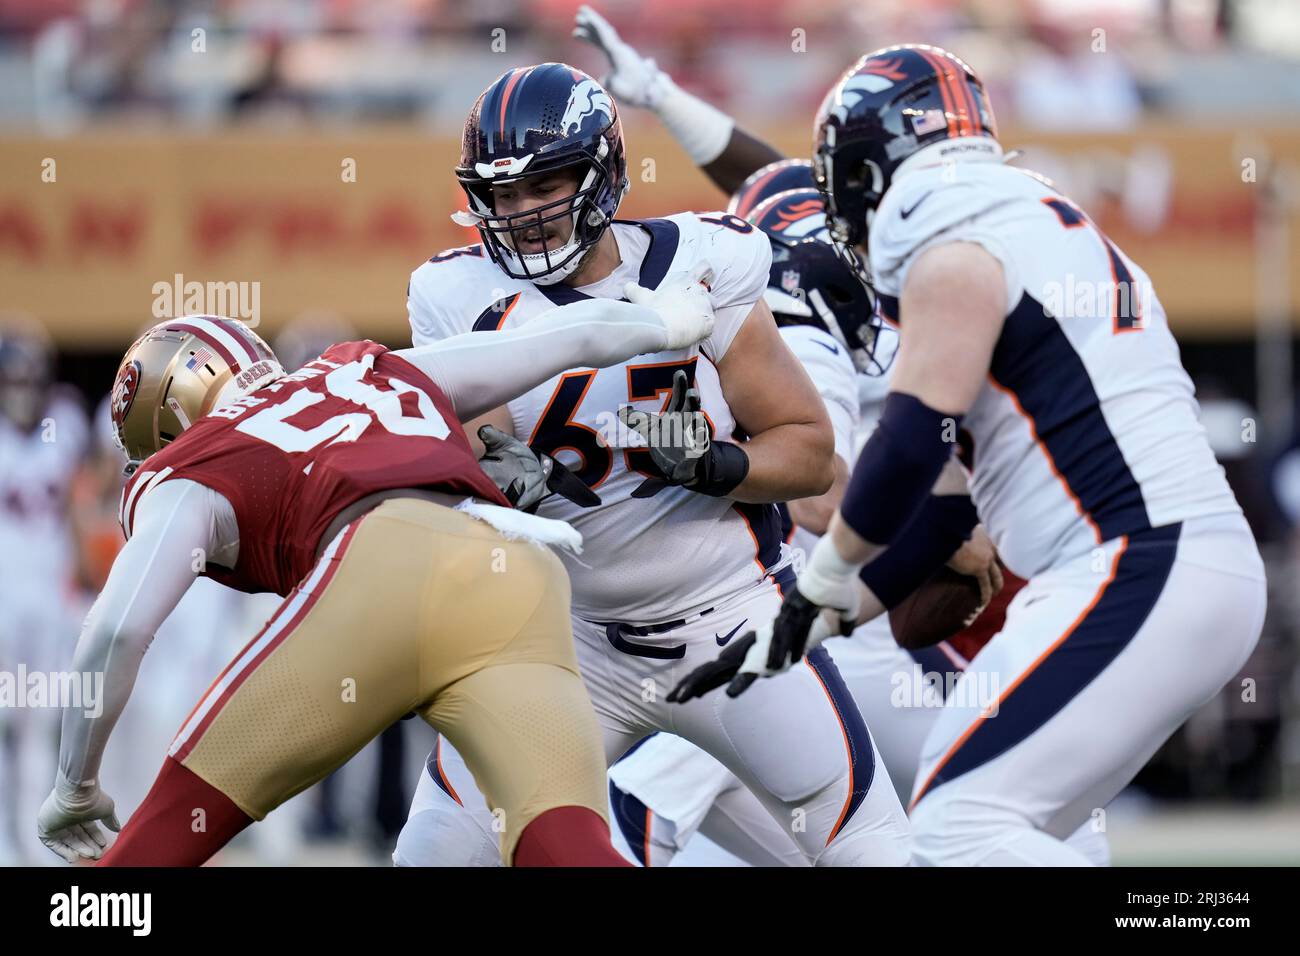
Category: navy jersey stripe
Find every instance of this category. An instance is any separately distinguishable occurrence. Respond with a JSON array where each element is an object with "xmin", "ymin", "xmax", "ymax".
[
  {"xmin": 471, "ymin": 292, "xmax": 520, "ymax": 332},
  {"xmin": 806, "ymin": 647, "xmax": 876, "ymax": 843},
  {"xmin": 733, "ymin": 501, "xmax": 784, "ymax": 571},
  {"xmin": 537, "ymin": 218, "xmax": 681, "ymax": 307},
  {"xmin": 990, "ymin": 293, "xmax": 1150, "ymax": 541},
  {"xmin": 912, "ymin": 522, "xmax": 1180, "ymax": 806}
]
